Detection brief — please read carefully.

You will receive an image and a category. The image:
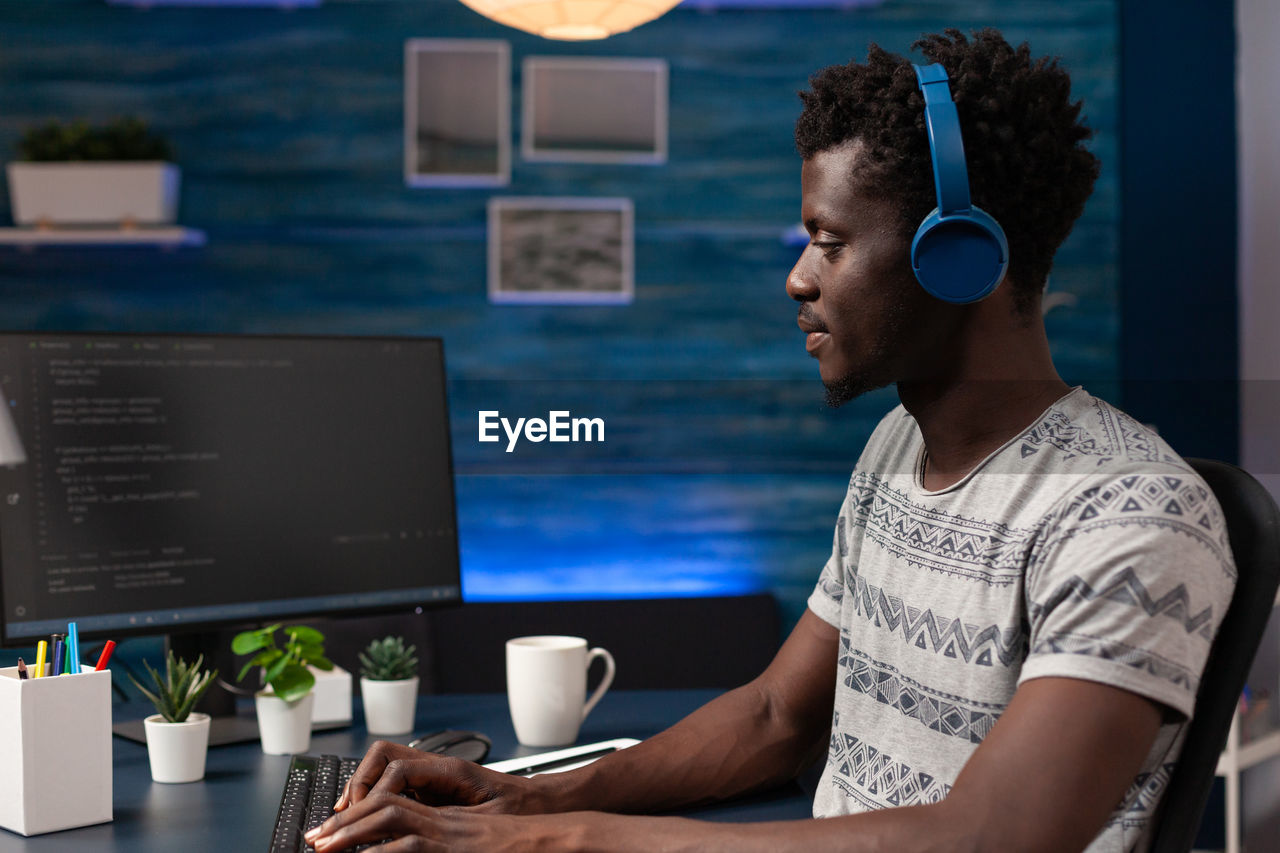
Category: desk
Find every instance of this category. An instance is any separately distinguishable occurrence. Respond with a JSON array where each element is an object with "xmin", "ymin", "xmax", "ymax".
[{"xmin": 0, "ymin": 690, "xmax": 813, "ymax": 851}]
